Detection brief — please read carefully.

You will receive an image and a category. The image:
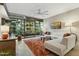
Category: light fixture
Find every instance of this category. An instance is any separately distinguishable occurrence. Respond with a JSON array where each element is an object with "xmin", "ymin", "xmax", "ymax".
[{"xmin": 34, "ymin": 8, "xmax": 48, "ymax": 15}]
